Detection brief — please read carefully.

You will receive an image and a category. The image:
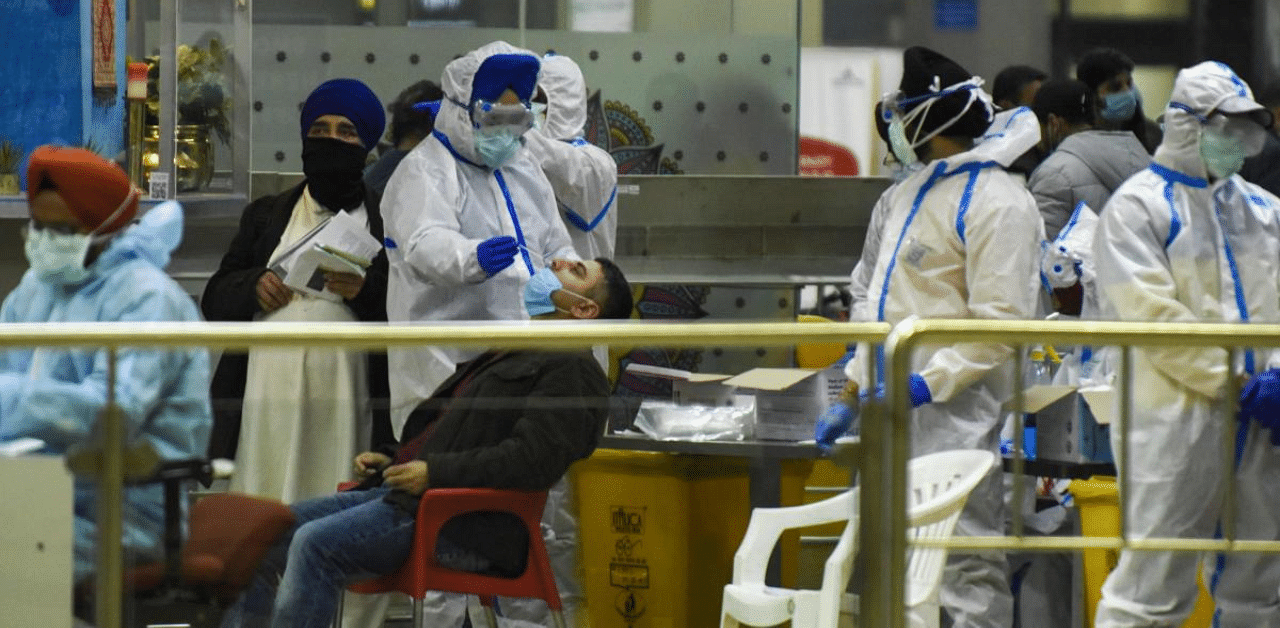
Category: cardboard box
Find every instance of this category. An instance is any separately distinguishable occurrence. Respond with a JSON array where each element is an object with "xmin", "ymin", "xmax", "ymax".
[
  {"xmin": 724, "ymin": 368, "xmax": 828, "ymax": 441},
  {"xmin": 623, "ymin": 364, "xmax": 737, "ymax": 407},
  {"xmin": 1035, "ymin": 391, "xmax": 1113, "ymax": 464},
  {"xmin": 625, "ymin": 364, "xmax": 833, "ymax": 442}
]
